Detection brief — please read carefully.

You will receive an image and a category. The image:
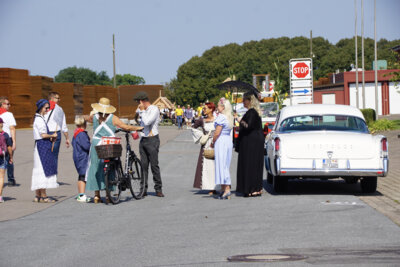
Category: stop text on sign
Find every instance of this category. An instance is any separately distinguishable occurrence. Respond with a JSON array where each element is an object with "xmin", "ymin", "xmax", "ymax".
[{"xmin": 292, "ymin": 62, "xmax": 310, "ymax": 79}]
